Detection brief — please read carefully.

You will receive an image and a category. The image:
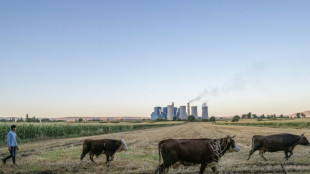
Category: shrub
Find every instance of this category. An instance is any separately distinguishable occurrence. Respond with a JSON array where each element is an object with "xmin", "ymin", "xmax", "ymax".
[
  {"xmin": 231, "ymin": 115, "xmax": 240, "ymax": 122},
  {"xmin": 188, "ymin": 115, "xmax": 195, "ymax": 122},
  {"xmin": 209, "ymin": 116, "xmax": 216, "ymax": 122}
]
